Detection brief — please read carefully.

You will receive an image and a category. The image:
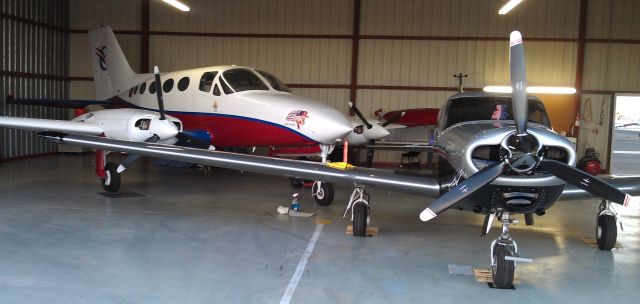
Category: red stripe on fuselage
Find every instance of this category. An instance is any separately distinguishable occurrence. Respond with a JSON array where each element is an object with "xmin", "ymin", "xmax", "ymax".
[{"xmin": 170, "ymin": 113, "xmax": 316, "ymax": 147}]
